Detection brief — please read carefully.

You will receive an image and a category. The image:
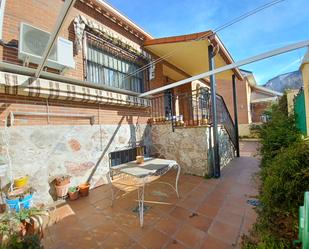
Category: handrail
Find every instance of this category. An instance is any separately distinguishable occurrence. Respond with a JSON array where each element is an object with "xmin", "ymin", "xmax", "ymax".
[{"xmin": 216, "ymin": 96, "xmax": 237, "ymax": 148}]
